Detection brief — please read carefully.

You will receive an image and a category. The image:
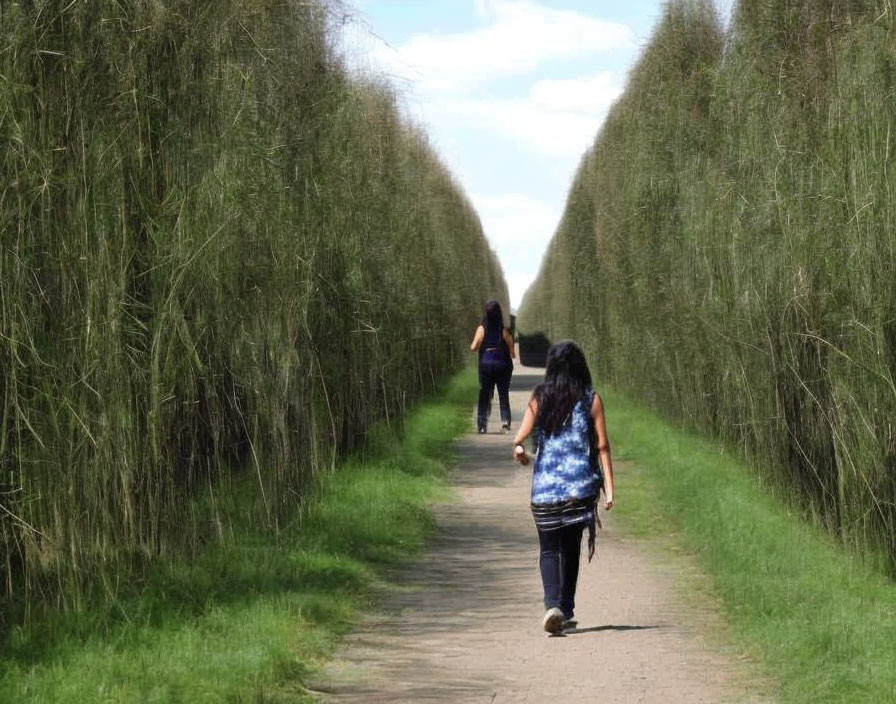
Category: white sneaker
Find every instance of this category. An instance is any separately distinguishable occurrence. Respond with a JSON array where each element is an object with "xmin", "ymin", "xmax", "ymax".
[{"xmin": 542, "ymin": 607, "xmax": 565, "ymax": 635}]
